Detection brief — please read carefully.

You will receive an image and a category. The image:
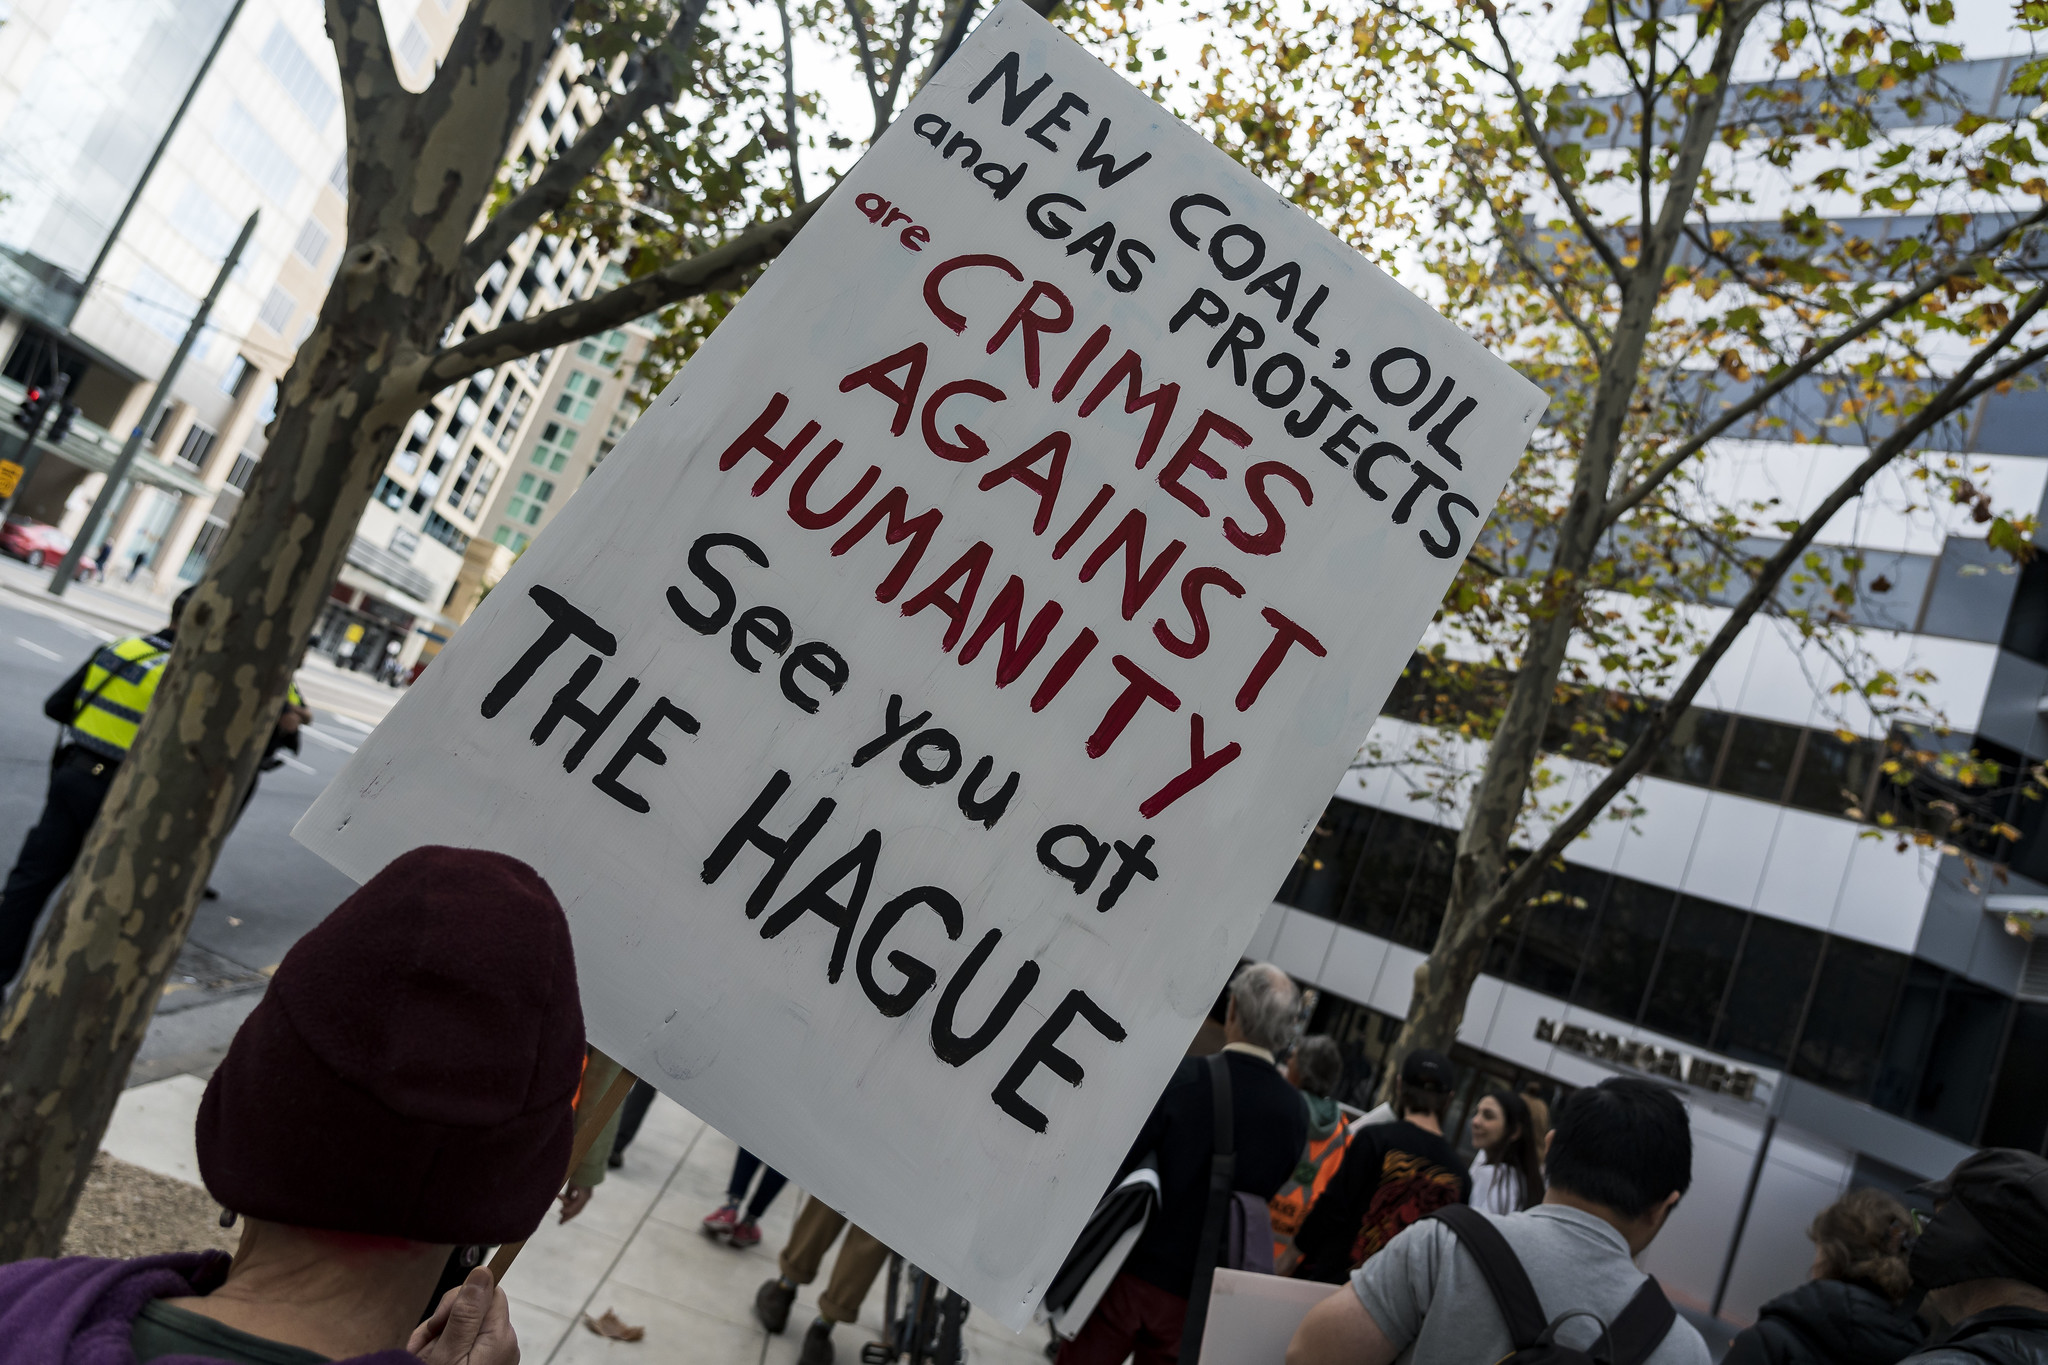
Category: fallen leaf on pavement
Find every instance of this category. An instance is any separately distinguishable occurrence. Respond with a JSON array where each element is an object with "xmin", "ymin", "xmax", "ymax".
[{"xmin": 583, "ymin": 1309, "xmax": 645, "ymax": 1342}]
